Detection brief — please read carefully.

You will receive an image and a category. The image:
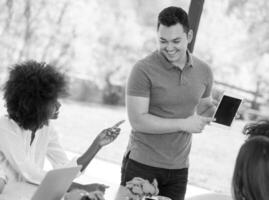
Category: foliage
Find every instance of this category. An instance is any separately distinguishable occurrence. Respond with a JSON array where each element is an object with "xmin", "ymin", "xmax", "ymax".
[
  {"xmin": 68, "ymin": 76, "xmax": 102, "ymax": 103},
  {"xmin": 191, "ymin": 0, "xmax": 269, "ymax": 106},
  {"xmin": 0, "ymin": 0, "xmax": 268, "ymax": 105},
  {"xmin": 0, "ymin": 0, "xmax": 76, "ymax": 71},
  {"xmin": 102, "ymin": 86, "xmax": 122, "ymax": 105},
  {"xmin": 225, "ymin": 0, "xmax": 269, "ymax": 99},
  {"xmin": 102, "ymin": 68, "xmax": 125, "ymax": 105}
]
